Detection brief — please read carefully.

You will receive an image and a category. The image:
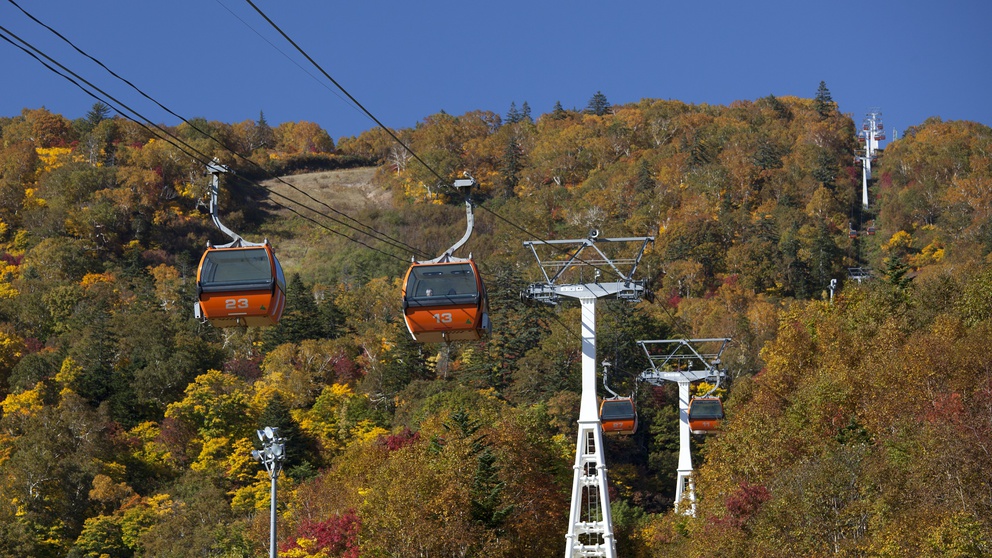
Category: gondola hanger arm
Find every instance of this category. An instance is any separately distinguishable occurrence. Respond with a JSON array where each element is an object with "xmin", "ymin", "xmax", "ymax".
[{"xmin": 424, "ymin": 175, "xmax": 477, "ymax": 264}]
